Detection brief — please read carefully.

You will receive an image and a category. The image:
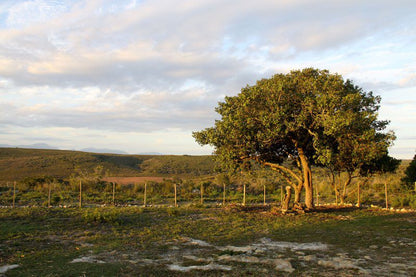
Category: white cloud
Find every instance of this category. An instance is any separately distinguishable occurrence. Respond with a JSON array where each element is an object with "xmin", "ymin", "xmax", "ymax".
[{"xmin": 0, "ymin": 0, "xmax": 415, "ymax": 156}]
